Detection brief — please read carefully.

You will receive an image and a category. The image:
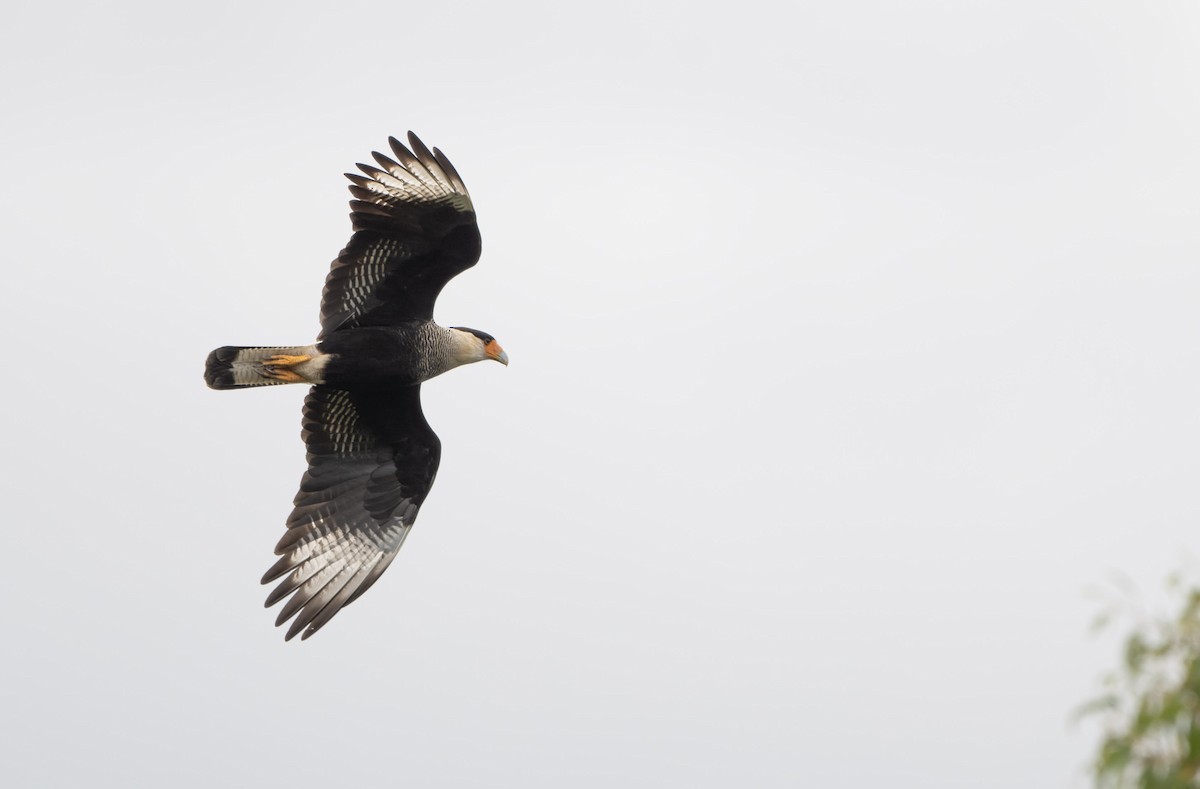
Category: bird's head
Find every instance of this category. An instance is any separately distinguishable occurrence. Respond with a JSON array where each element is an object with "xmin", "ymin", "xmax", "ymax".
[{"xmin": 449, "ymin": 327, "xmax": 509, "ymax": 367}]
